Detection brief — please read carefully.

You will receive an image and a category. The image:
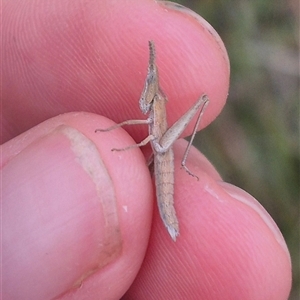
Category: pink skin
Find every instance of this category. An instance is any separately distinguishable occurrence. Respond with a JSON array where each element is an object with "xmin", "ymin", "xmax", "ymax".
[{"xmin": 2, "ymin": 0, "xmax": 291, "ymax": 299}]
